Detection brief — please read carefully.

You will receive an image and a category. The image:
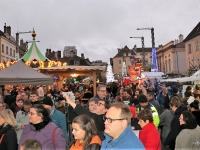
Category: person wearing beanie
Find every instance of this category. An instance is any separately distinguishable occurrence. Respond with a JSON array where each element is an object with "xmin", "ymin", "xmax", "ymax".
[
  {"xmin": 42, "ymin": 96, "xmax": 67, "ymax": 139},
  {"xmin": 133, "ymin": 95, "xmax": 160, "ymax": 130}
]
